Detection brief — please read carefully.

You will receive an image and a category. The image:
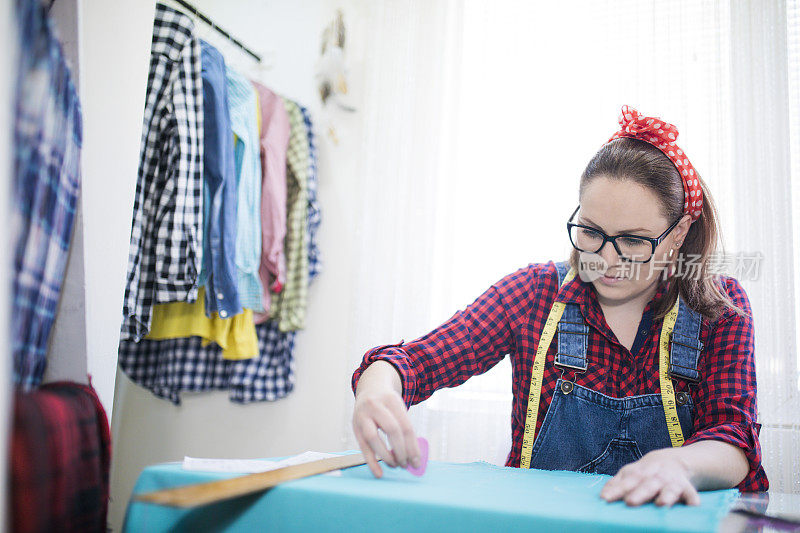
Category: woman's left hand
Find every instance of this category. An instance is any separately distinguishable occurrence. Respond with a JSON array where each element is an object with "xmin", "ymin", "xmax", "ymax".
[{"xmin": 599, "ymin": 447, "xmax": 701, "ymax": 507}]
